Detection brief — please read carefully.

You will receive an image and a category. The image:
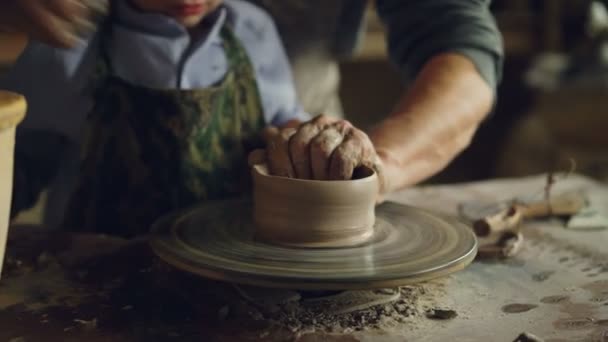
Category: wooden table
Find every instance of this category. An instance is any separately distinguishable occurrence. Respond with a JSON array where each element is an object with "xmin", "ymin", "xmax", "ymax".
[{"xmin": 1, "ymin": 174, "xmax": 607, "ymax": 341}]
